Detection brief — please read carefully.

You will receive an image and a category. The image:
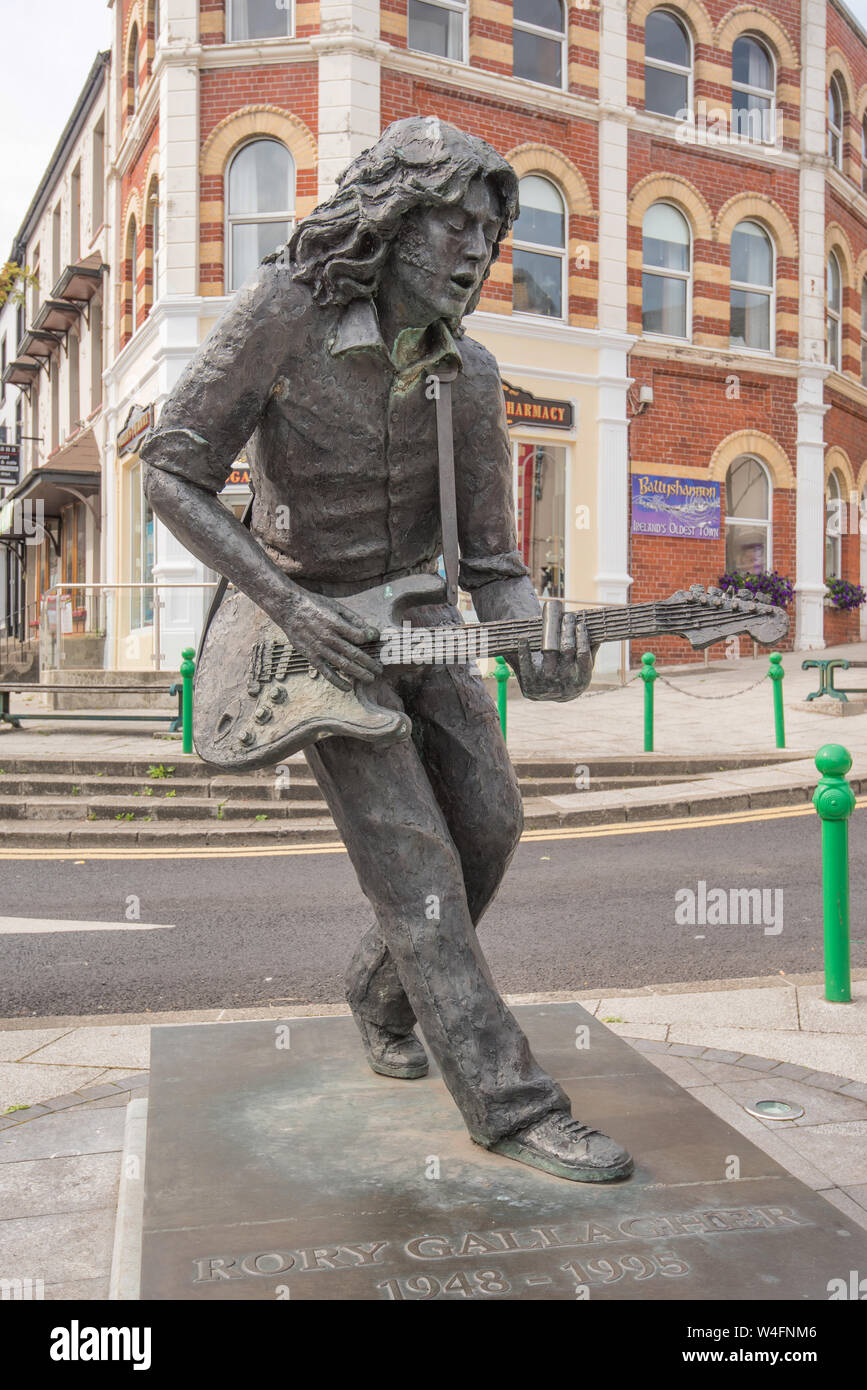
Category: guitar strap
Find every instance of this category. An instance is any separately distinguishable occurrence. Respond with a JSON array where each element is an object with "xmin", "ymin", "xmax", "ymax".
[
  {"xmin": 434, "ymin": 367, "xmax": 460, "ymax": 607},
  {"xmin": 195, "ymin": 493, "xmax": 254, "ymax": 667}
]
